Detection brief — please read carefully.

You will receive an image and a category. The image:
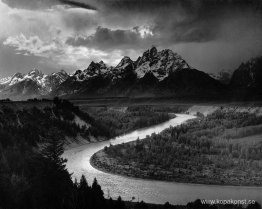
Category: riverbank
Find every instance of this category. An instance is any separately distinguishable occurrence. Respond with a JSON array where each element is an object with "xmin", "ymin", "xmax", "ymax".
[
  {"xmin": 90, "ymin": 109, "xmax": 262, "ymax": 187},
  {"xmin": 65, "ymin": 113, "xmax": 262, "ymax": 205},
  {"xmin": 62, "ymin": 105, "xmax": 176, "ymax": 150},
  {"xmin": 90, "ymin": 148, "xmax": 262, "ymax": 187}
]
